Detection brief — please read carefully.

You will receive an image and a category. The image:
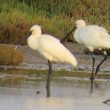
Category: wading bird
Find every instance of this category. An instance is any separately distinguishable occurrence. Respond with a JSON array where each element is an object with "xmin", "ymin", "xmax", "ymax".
[
  {"xmin": 62, "ymin": 20, "xmax": 110, "ymax": 92},
  {"xmin": 15, "ymin": 25, "xmax": 77, "ymax": 97}
]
